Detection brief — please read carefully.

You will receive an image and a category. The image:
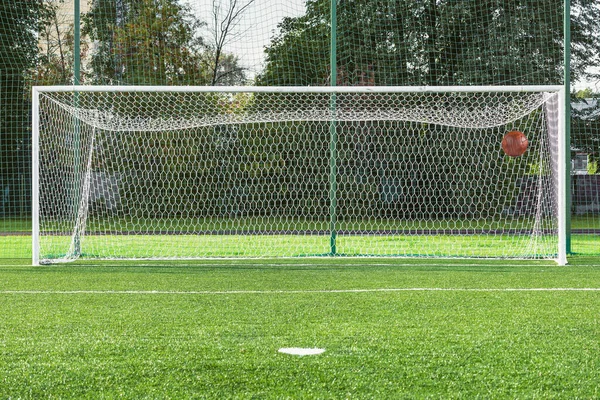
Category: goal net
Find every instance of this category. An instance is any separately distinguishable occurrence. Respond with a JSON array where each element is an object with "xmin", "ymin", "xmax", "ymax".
[{"xmin": 32, "ymin": 86, "xmax": 566, "ymax": 264}]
